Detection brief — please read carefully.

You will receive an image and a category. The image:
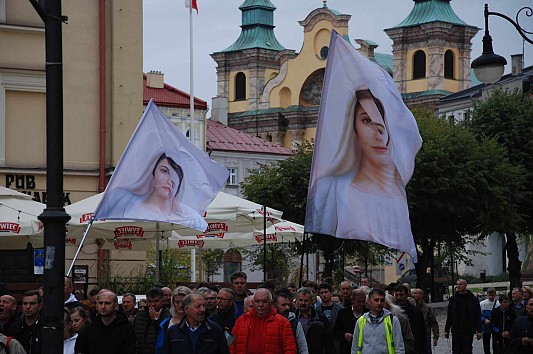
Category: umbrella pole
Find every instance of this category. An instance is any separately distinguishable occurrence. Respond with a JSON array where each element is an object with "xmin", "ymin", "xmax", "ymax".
[
  {"xmin": 67, "ymin": 219, "xmax": 94, "ymax": 276},
  {"xmin": 263, "ymin": 205, "xmax": 267, "ymax": 283},
  {"xmin": 299, "ymin": 233, "xmax": 306, "ymax": 288}
]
